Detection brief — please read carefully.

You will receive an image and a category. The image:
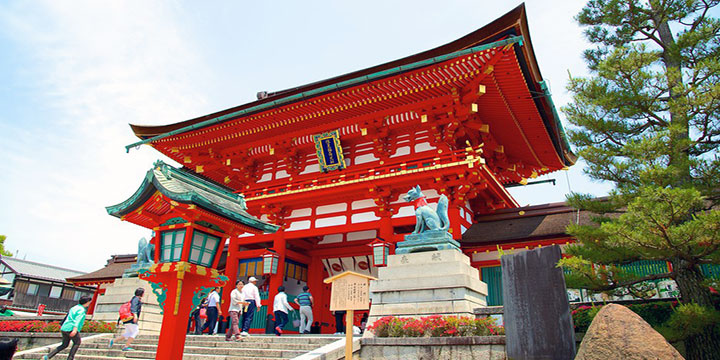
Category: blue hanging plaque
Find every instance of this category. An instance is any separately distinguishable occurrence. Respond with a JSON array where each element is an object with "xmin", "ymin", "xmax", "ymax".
[{"xmin": 313, "ymin": 130, "xmax": 346, "ymax": 172}]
